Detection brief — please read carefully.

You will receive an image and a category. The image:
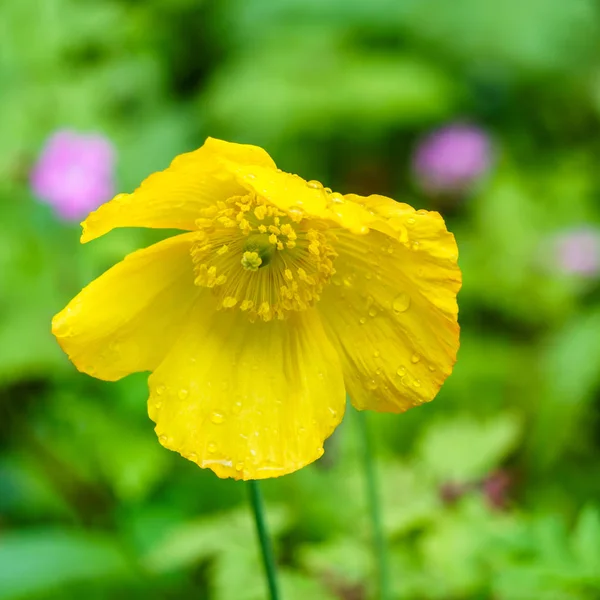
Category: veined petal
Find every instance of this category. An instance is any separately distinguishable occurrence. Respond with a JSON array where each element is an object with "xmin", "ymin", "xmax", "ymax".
[
  {"xmin": 148, "ymin": 301, "xmax": 346, "ymax": 480},
  {"xmin": 318, "ymin": 200, "xmax": 461, "ymax": 412},
  {"xmin": 81, "ymin": 138, "xmax": 277, "ymax": 243},
  {"xmin": 52, "ymin": 232, "xmax": 201, "ymax": 381}
]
